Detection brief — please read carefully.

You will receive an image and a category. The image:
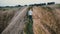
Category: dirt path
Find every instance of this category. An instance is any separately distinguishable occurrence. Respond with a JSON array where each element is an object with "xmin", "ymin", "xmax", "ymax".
[{"xmin": 1, "ymin": 7, "xmax": 29, "ymax": 34}]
